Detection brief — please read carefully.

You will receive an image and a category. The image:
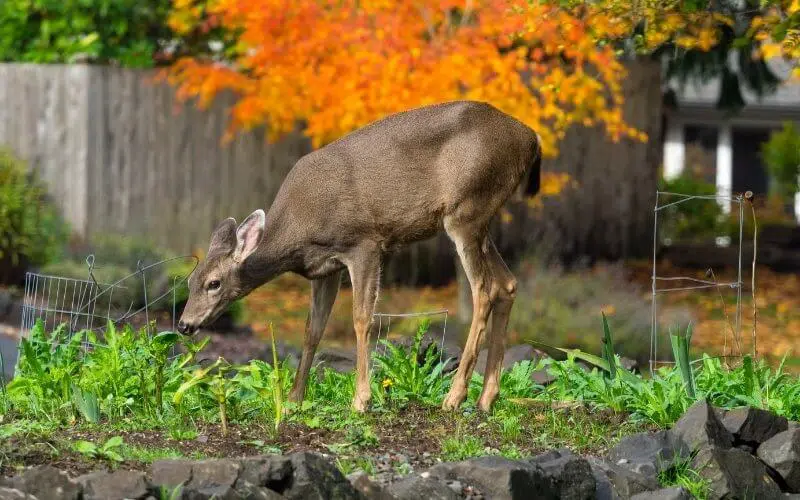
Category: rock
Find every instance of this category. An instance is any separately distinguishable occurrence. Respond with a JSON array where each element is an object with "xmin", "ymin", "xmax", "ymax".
[
  {"xmin": 384, "ymin": 475, "xmax": 459, "ymax": 500},
  {"xmin": 607, "ymin": 431, "xmax": 690, "ymax": 482},
  {"xmin": 0, "ymin": 487, "xmax": 37, "ymax": 500},
  {"xmin": 237, "ymin": 456, "xmax": 293, "ymax": 493},
  {"xmin": 76, "ymin": 470, "xmax": 150, "ymax": 500},
  {"xmin": 669, "ymin": 400, "xmax": 733, "ymax": 452},
  {"xmin": 757, "ymin": 428, "xmax": 800, "ymax": 492},
  {"xmin": 630, "ymin": 487, "xmax": 691, "ymax": 500},
  {"xmin": 2, "ymin": 465, "xmax": 81, "ymax": 500},
  {"xmin": 428, "ymin": 455, "xmax": 557, "ymax": 500},
  {"xmin": 723, "ymin": 407, "xmax": 788, "ymax": 445},
  {"xmin": 619, "ymin": 357, "xmax": 639, "ymax": 372},
  {"xmin": 475, "ymin": 344, "xmax": 538, "ymax": 375},
  {"xmin": 283, "ymin": 452, "xmax": 360, "ymax": 499},
  {"xmin": 695, "ymin": 446, "xmax": 783, "ymax": 500},
  {"xmin": 151, "ymin": 458, "xmax": 243, "ymax": 499},
  {"xmin": 587, "ymin": 457, "xmax": 659, "ymax": 498},
  {"xmin": 347, "ymin": 471, "xmax": 392, "ymax": 500},
  {"xmin": 528, "ymin": 448, "xmax": 596, "ymax": 499},
  {"xmin": 314, "ymin": 348, "xmax": 357, "ymax": 374},
  {"xmin": 588, "ymin": 459, "xmax": 622, "ymax": 500},
  {"xmin": 530, "ymin": 368, "xmax": 557, "ymax": 386}
]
